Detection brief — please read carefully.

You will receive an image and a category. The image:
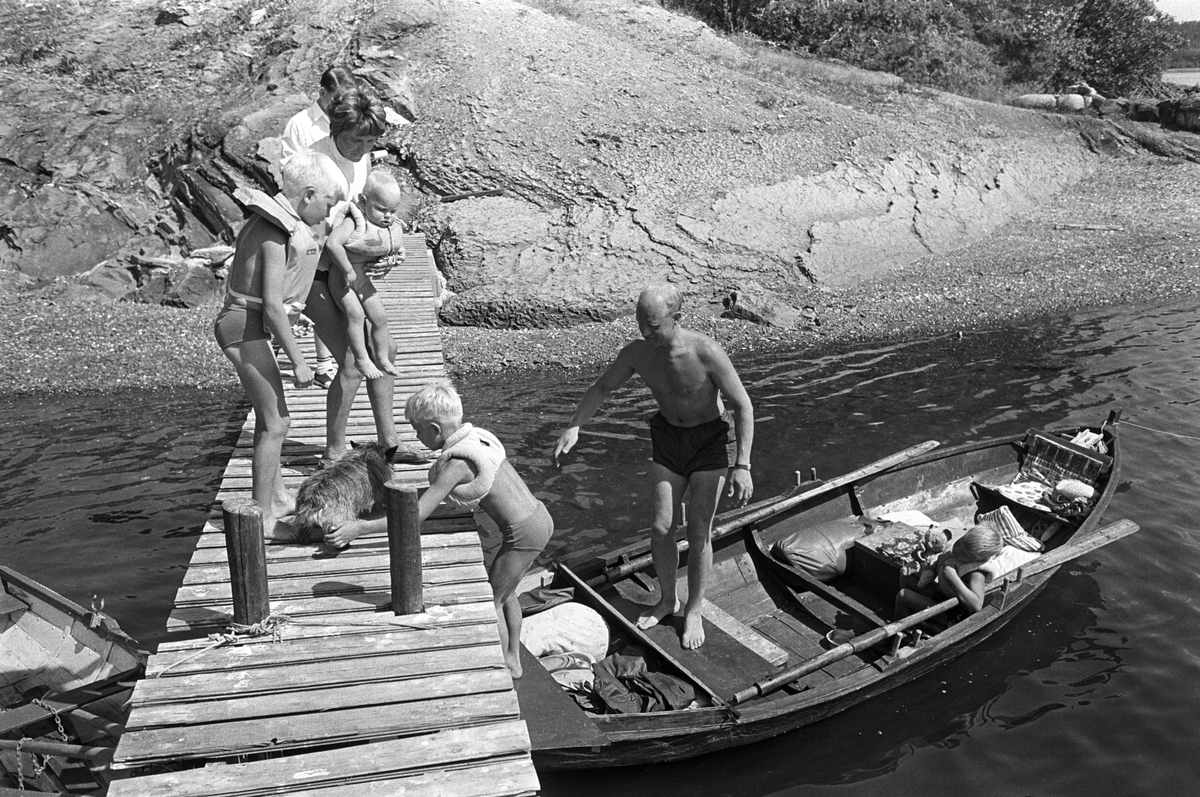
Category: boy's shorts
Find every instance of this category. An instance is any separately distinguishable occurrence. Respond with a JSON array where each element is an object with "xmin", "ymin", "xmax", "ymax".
[
  {"xmin": 649, "ymin": 412, "xmax": 732, "ymax": 478},
  {"xmin": 214, "ymin": 303, "xmax": 269, "ymax": 350},
  {"xmin": 497, "ymin": 501, "xmax": 554, "ymax": 556}
]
